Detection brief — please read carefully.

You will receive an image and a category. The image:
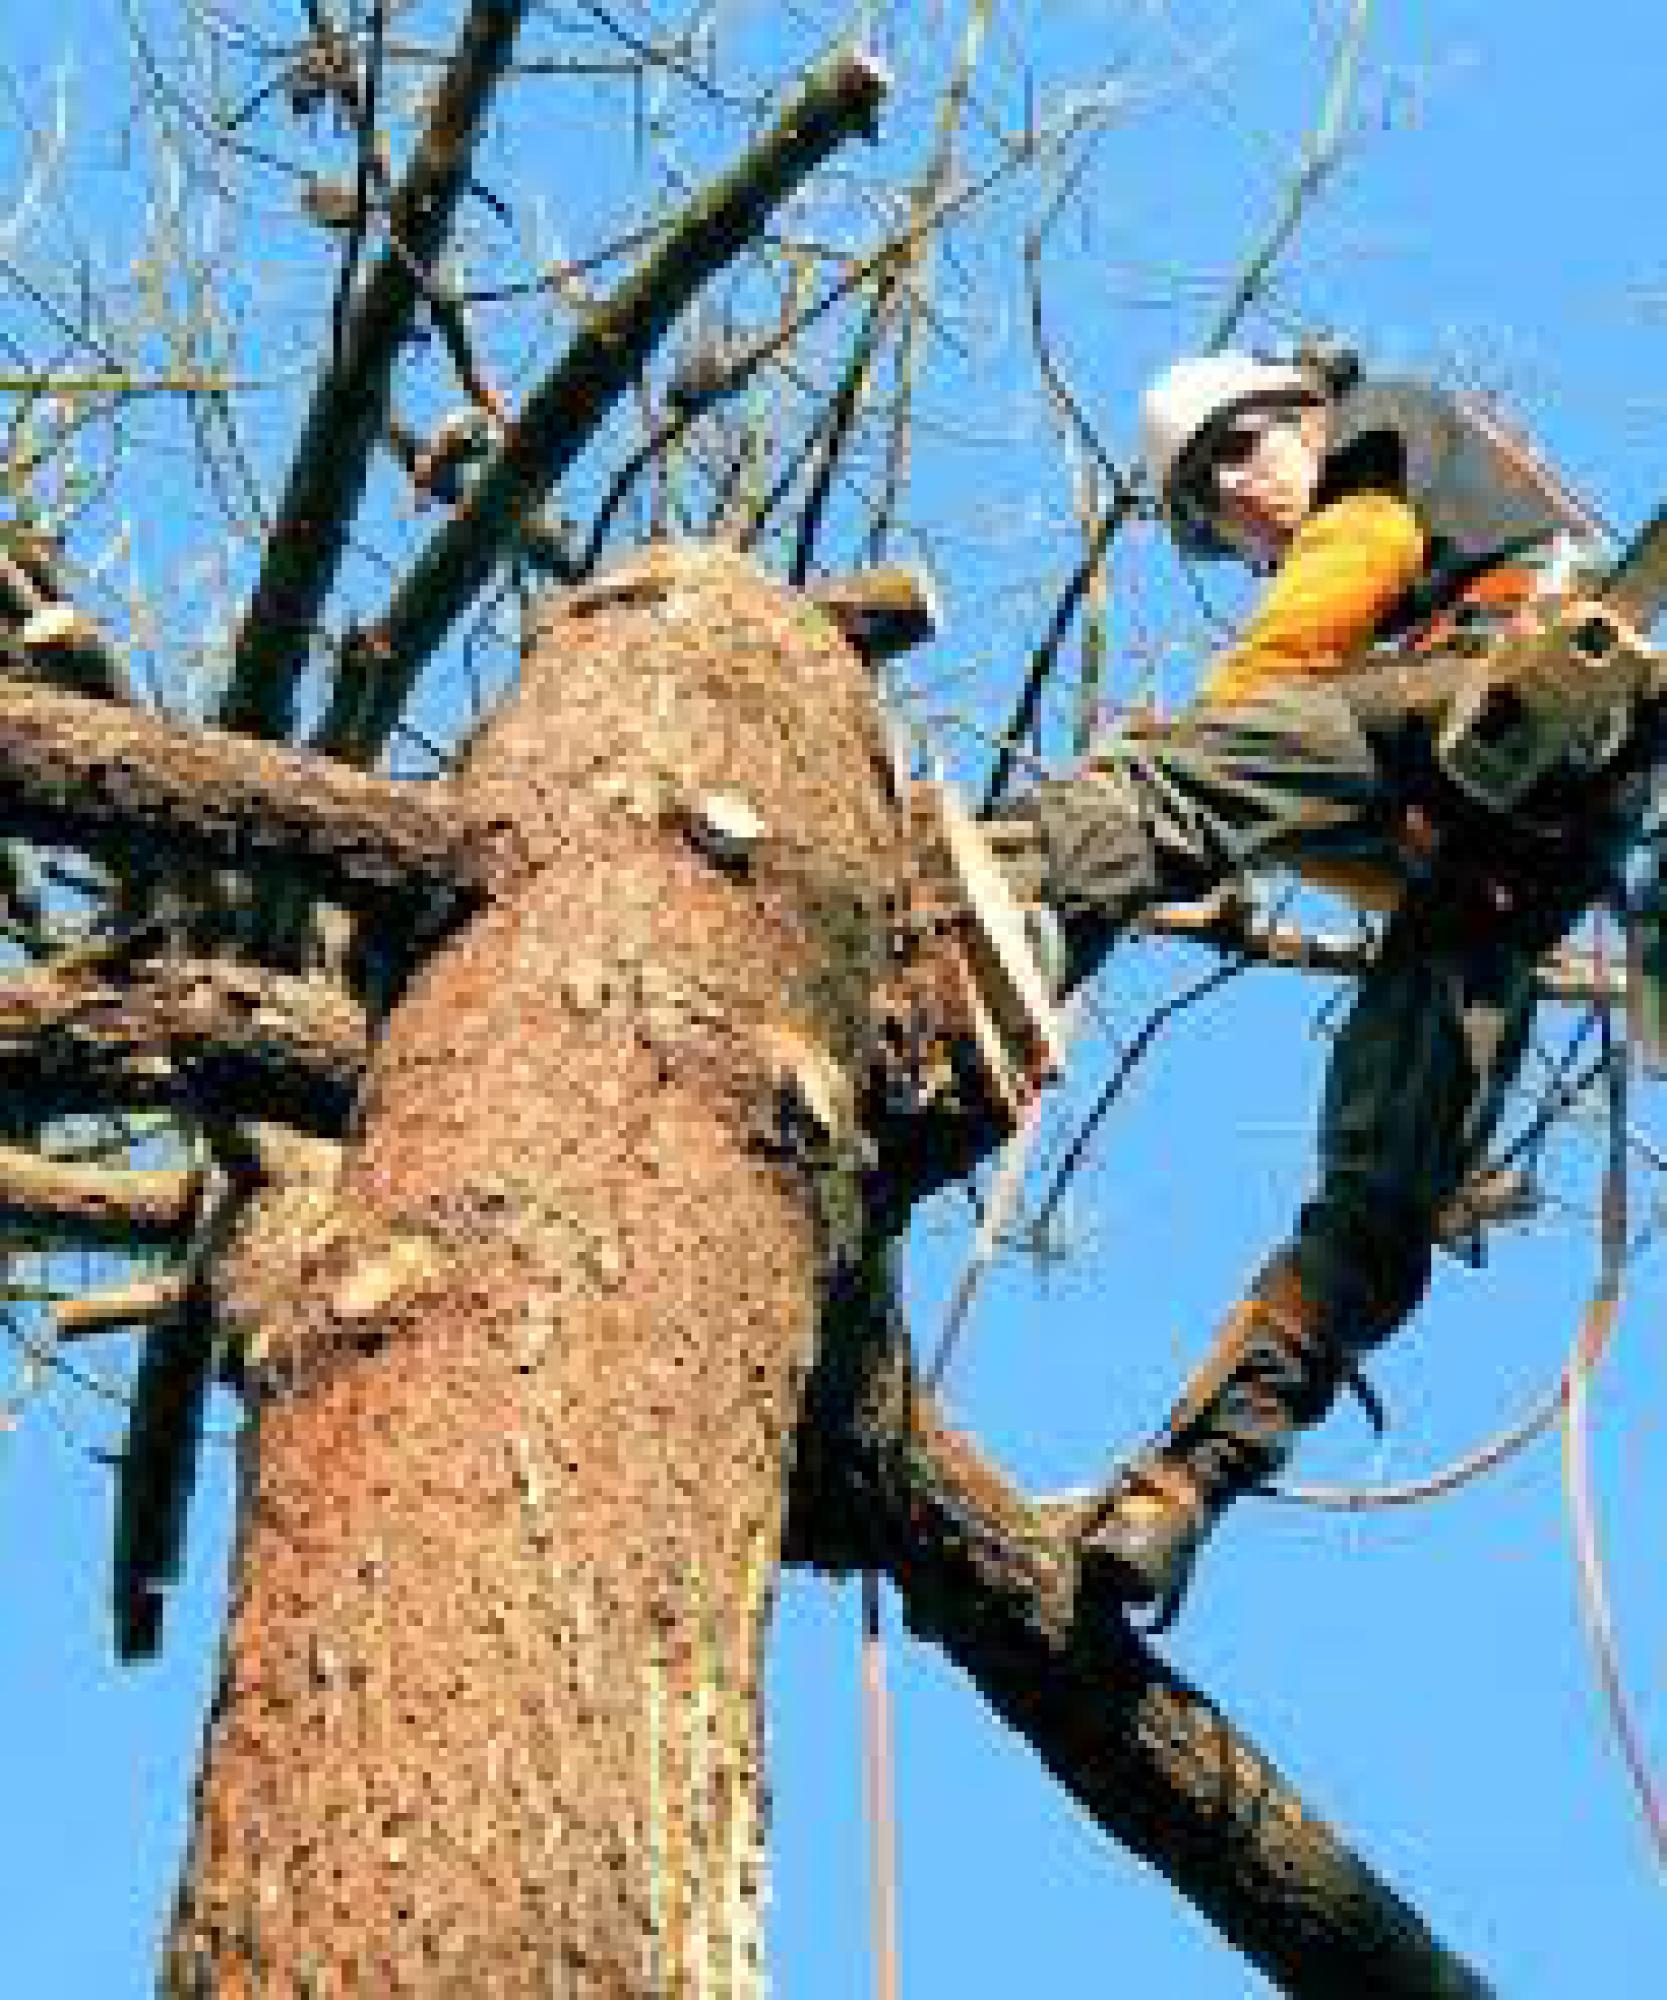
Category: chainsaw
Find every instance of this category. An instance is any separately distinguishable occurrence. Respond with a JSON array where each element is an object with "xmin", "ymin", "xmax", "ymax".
[{"xmin": 1433, "ymin": 505, "xmax": 1667, "ymax": 1067}]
